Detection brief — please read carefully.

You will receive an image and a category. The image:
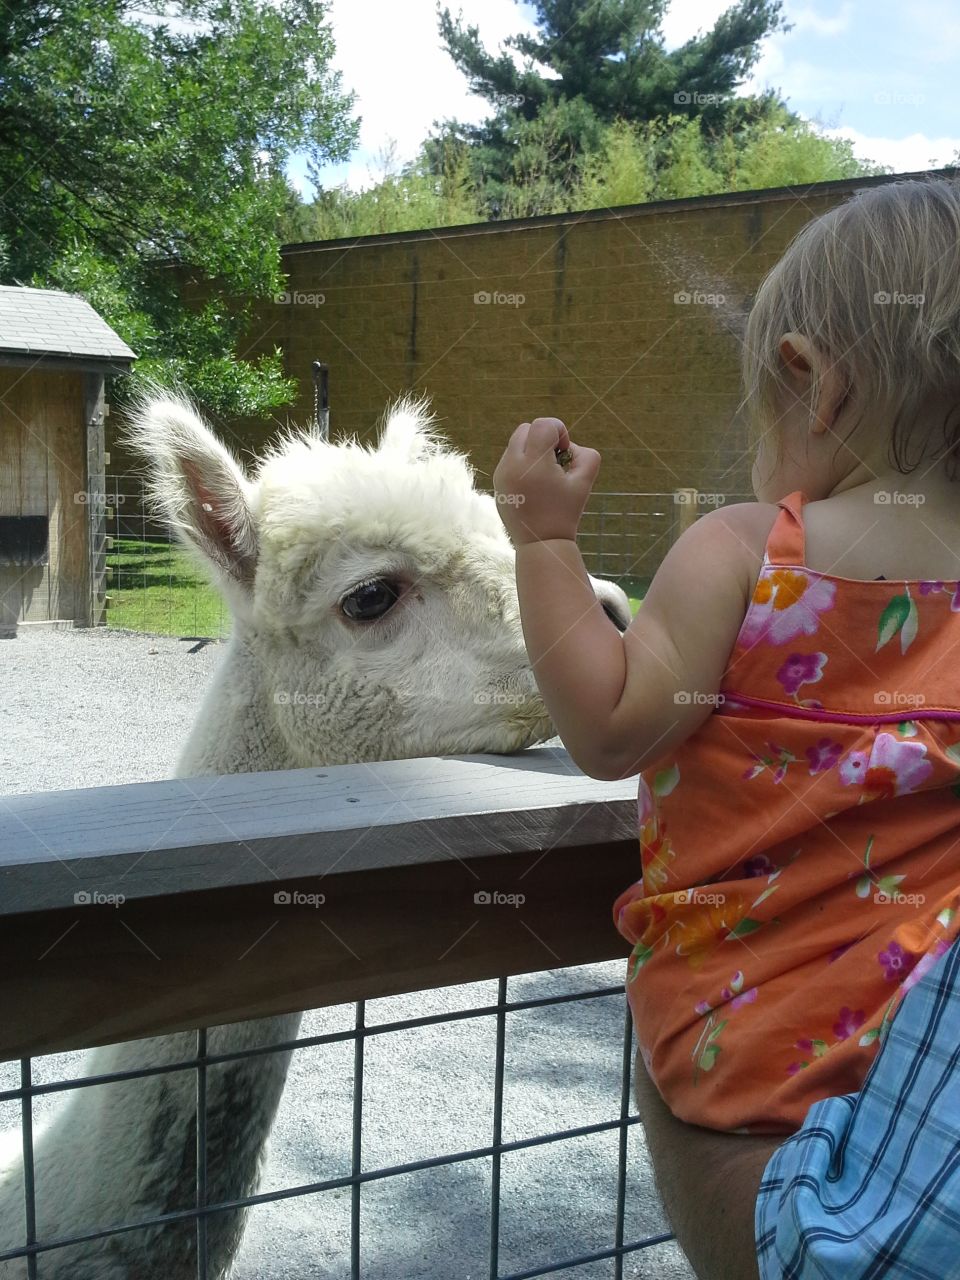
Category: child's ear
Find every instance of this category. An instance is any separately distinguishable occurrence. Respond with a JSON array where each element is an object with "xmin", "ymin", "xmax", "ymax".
[
  {"xmin": 813, "ymin": 366, "xmax": 851, "ymax": 435},
  {"xmin": 779, "ymin": 333, "xmax": 848, "ymax": 434},
  {"xmin": 778, "ymin": 332, "xmax": 815, "ymax": 381}
]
